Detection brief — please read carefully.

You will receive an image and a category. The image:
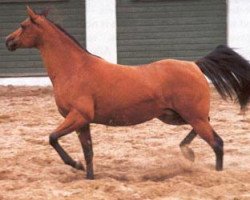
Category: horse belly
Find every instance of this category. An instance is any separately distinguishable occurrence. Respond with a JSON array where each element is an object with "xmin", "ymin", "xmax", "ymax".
[{"xmin": 94, "ymin": 102, "xmax": 162, "ymax": 126}]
